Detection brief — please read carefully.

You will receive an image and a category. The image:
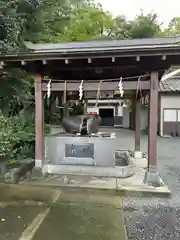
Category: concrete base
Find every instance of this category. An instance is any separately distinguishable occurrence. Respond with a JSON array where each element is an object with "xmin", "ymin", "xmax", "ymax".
[
  {"xmin": 23, "ymin": 169, "xmax": 171, "ymax": 197},
  {"xmin": 35, "ymin": 159, "xmax": 42, "ymax": 168},
  {"xmin": 133, "ymin": 157, "xmax": 147, "ymax": 169},
  {"xmin": 45, "ymin": 134, "xmax": 119, "ymax": 167},
  {"xmin": 41, "ymin": 164, "xmax": 134, "ymax": 178},
  {"xmin": 143, "ymin": 165, "xmax": 162, "ymax": 187},
  {"xmin": 32, "ymin": 167, "xmax": 44, "ymax": 179},
  {"xmin": 19, "ymin": 155, "xmax": 171, "ymax": 197},
  {"xmin": 134, "ymin": 151, "xmax": 142, "ymax": 159}
]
